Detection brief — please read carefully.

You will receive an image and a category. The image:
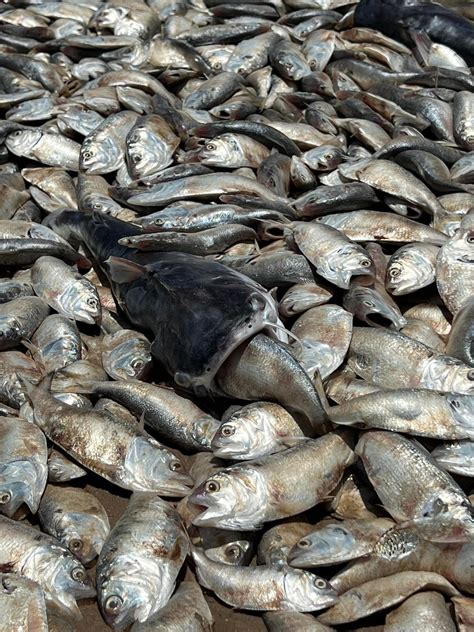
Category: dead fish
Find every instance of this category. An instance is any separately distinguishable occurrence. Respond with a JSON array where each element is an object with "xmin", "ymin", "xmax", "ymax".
[
  {"xmin": 189, "ymin": 434, "xmax": 354, "ymax": 530},
  {"xmin": 0, "ymin": 415, "xmax": 47, "ymax": 516},
  {"xmin": 0, "ymin": 514, "xmax": 95, "ymax": 617},
  {"xmin": 291, "ymin": 305, "xmax": 353, "ymax": 379},
  {"xmin": 386, "ymin": 243, "xmax": 440, "ymax": 295},
  {"xmin": 6, "ymin": 129, "xmax": 80, "ymax": 170},
  {"xmin": 38, "ymin": 485, "xmax": 110, "ymax": 564},
  {"xmin": 31, "ymin": 256, "xmax": 101, "ymax": 325},
  {"xmin": 119, "ymin": 224, "xmax": 257, "ymax": 256},
  {"xmin": 47, "ymin": 448, "xmax": 86, "ymax": 483},
  {"xmin": 0, "ymin": 573, "xmax": 48, "ymax": 632},
  {"xmin": 126, "ymin": 114, "xmax": 180, "ymax": 180},
  {"xmin": 96, "ymin": 493, "xmax": 189, "ymax": 630},
  {"xmin": 26, "ymin": 378, "xmax": 192, "ymax": 495},
  {"xmin": 130, "ymin": 580, "xmax": 213, "ymax": 632},
  {"xmin": 356, "ymin": 430, "xmax": 474, "ymax": 542},
  {"xmin": 279, "ymin": 282, "xmax": 334, "ymax": 317},
  {"xmin": 437, "ymin": 210, "xmax": 474, "ymax": 315},
  {"xmin": 192, "ymin": 545, "xmax": 338, "ymax": 612},
  {"xmin": 290, "ymin": 221, "xmax": 374, "ymax": 289},
  {"xmin": 288, "ymin": 517, "xmax": 394, "ymax": 567},
  {"xmin": 216, "ymin": 334, "xmax": 328, "ymax": 429},
  {"xmin": 318, "ymin": 571, "xmax": 459, "ymax": 625},
  {"xmin": 212, "ymin": 401, "xmax": 305, "ymax": 460},
  {"xmin": 258, "ymin": 521, "xmax": 314, "ymax": 567},
  {"xmin": 29, "ymin": 314, "xmax": 82, "ymax": 373},
  {"xmin": 384, "ymin": 591, "xmax": 456, "ymax": 631},
  {"xmin": 348, "ymin": 327, "xmax": 474, "ymax": 394},
  {"xmin": 431, "ymin": 440, "xmax": 474, "ymax": 477},
  {"xmin": 329, "ymin": 389, "xmax": 474, "ymax": 440},
  {"xmin": 100, "ymin": 330, "xmax": 152, "ymax": 381},
  {"xmin": 317, "ymin": 211, "xmax": 448, "ymax": 245},
  {"xmin": 68, "ymin": 379, "xmax": 220, "ymax": 452},
  {"xmin": 80, "ymin": 110, "xmax": 138, "ymax": 174},
  {"xmin": 0, "ymin": 296, "xmax": 49, "ymax": 351}
]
